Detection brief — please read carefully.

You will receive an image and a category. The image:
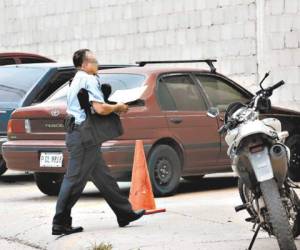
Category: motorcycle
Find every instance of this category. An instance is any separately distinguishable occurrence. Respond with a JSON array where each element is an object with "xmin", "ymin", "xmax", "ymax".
[{"xmin": 207, "ymin": 72, "xmax": 300, "ymax": 250}]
